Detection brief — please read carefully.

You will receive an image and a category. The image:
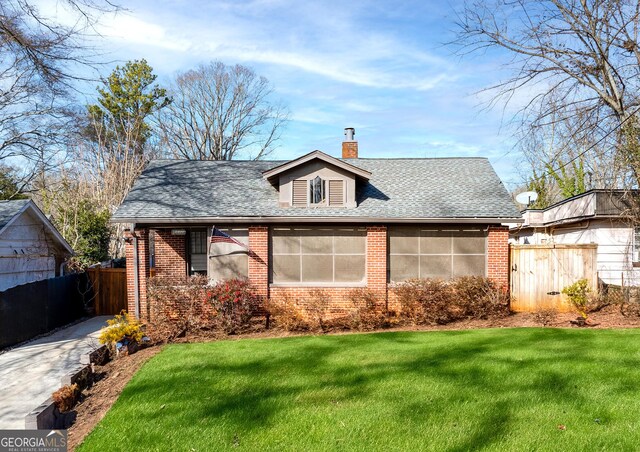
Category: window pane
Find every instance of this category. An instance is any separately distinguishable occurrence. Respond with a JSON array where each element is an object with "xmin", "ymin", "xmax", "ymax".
[
  {"xmin": 420, "ymin": 255, "xmax": 451, "ymax": 279},
  {"xmin": 191, "ymin": 254, "xmax": 207, "ymax": 274},
  {"xmin": 206, "ymin": 228, "xmax": 248, "ymax": 279},
  {"xmin": 390, "ymin": 255, "xmax": 419, "ymax": 282},
  {"xmin": 389, "ymin": 227, "xmax": 487, "ymax": 282},
  {"xmin": 420, "ymin": 233, "xmax": 451, "ymax": 254},
  {"xmin": 272, "ymin": 231, "xmax": 300, "ymax": 254},
  {"xmin": 301, "ymin": 255, "xmax": 333, "ymax": 282},
  {"xmin": 390, "ymin": 229, "xmax": 419, "ymax": 254},
  {"xmin": 453, "ymin": 255, "xmax": 486, "ymax": 277},
  {"xmin": 190, "ymin": 230, "xmax": 207, "ymax": 254},
  {"xmin": 301, "ymin": 231, "xmax": 332, "ymax": 254},
  {"xmin": 272, "ymin": 227, "xmax": 366, "ymax": 284},
  {"xmin": 453, "ymin": 235, "xmax": 486, "ymax": 254},
  {"xmin": 334, "ymin": 231, "xmax": 366, "ymax": 254},
  {"xmin": 273, "ymin": 255, "xmax": 301, "ymax": 282},
  {"xmin": 209, "ymin": 254, "xmax": 249, "ymax": 281},
  {"xmin": 335, "ymin": 255, "xmax": 366, "ymax": 282}
]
